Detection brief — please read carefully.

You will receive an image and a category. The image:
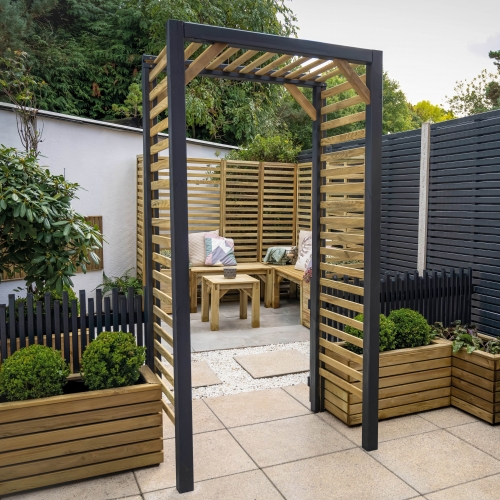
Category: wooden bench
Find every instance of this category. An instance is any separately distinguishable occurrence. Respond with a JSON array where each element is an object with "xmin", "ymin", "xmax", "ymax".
[
  {"xmin": 271, "ymin": 265, "xmax": 310, "ymax": 327},
  {"xmin": 189, "ymin": 263, "xmax": 273, "ymax": 313}
]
